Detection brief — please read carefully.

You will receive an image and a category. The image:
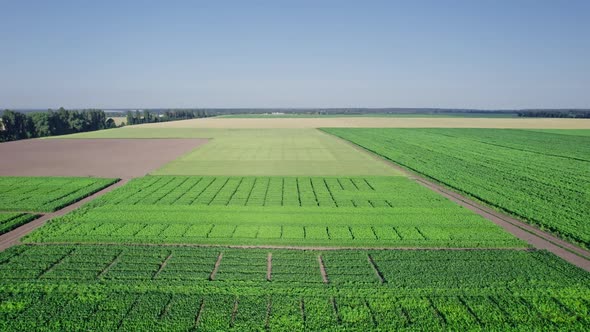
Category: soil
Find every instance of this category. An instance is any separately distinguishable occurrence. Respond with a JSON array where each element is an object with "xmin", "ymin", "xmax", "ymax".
[
  {"xmin": 318, "ymin": 255, "xmax": 329, "ymax": 284},
  {"xmin": 0, "ymin": 138, "xmax": 208, "ymax": 178},
  {"xmin": 209, "ymin": 252, "xmax": 223, "ymax": 281},
  {"xmin": 267, "ymin": 253, "xmax": 272, "ymax": 281}
]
